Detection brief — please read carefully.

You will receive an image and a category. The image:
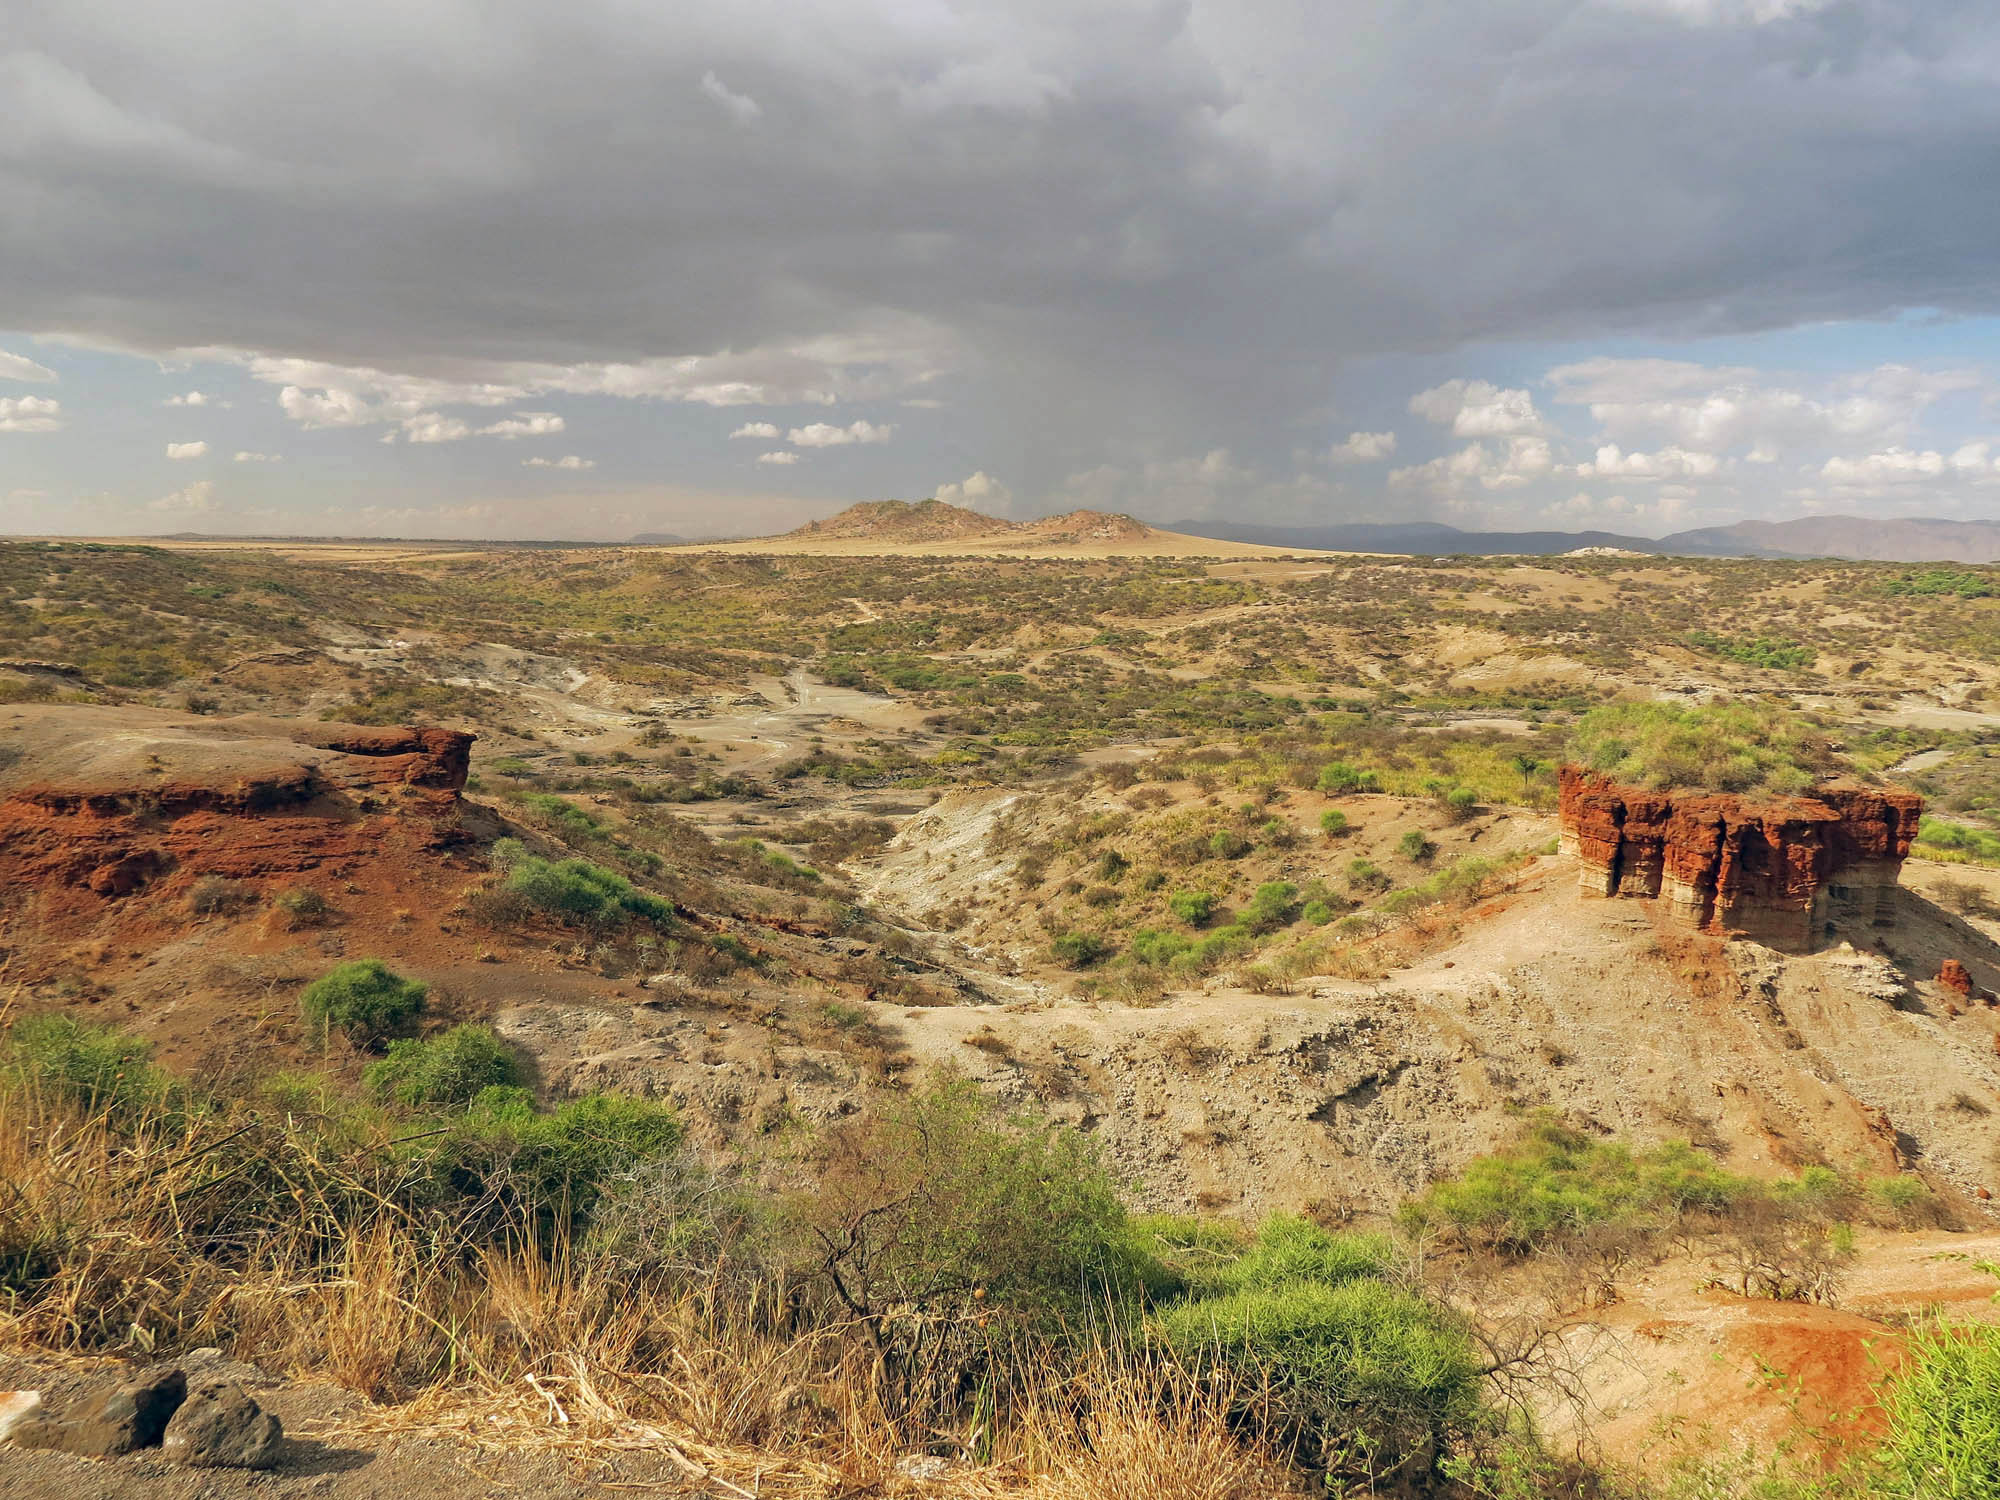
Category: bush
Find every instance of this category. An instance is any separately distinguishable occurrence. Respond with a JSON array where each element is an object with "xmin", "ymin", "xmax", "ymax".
[
  {"xmin": 1397, "ymin": 830, "xmax": 1436, "ymax": 862},
  {"xmin": 1347, "ymin": 859, "xmax": 1390, "ymax": 892},
  {"xmin": 1916, "ymin": 817, "xmax": 2000, "ymax": 865},
  {"xmin": 1129, "ymin": 928, "xmax": 1191, "ymax": 966},
  {"xmin": 1302, "ymin": 899, "xmax": 1334, "ymax": 925},
  {"xmin": 1169, "ymin": 889, "xmax": 1216, "ymax": 925},
  {"xmin": 1207, "ymin": 830, "xmax": 1251, "ymax": 860},
  {"xmin": 501, "ymin": 852, "xmax": 671, "ymax": 929},
  {"xmin": 1052, "ymin": 931, "xmax": 1108, "ymax": 968},
  {"xmin": 1567, "ymin": 700, "xmax": 1836, "ymax": 795},
  {"xmin": 3, "ymin": 1015, "xmax": 182, "ymax": 1124},
  {"xmin": 364, "ymin": 1025, "xmax": 522, "ymax": 1109},
  {"xmin": 1398, "ymin": 1117, "xmax": 1754, "ymax": 1253},
  {"xmin": 792, "ymin": 1081, "xmax": 1132, "ymax": 1334},
  {"xmin": 453, "ymin": 1089, "xmax": 686, "ymax": 1229},
  {"xmin": 1443, "ymin": 786, "xmax": 1478, "ymax": 822},
  {"xmin": 1317, "ymin": 762, "xmax": 1381, "ymax": 794},
  {"xmin": 274, "ymin": 886, "xmax": 329, "ymax": 928},
  {"xmin": 1155, "ymin": 1276, "xmax": 1480, "ymax": 1481},
  {"xmin": 1319, "ymin": 809, "xmax": 1350, "ymax": 840},
  {"xmin": 1242, "ymin": 881, "xmax": 1299, "ymax": 934},
  {"xmin": 299, "ymin": 960, "xmax": 427, "ymax": 1047}
]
